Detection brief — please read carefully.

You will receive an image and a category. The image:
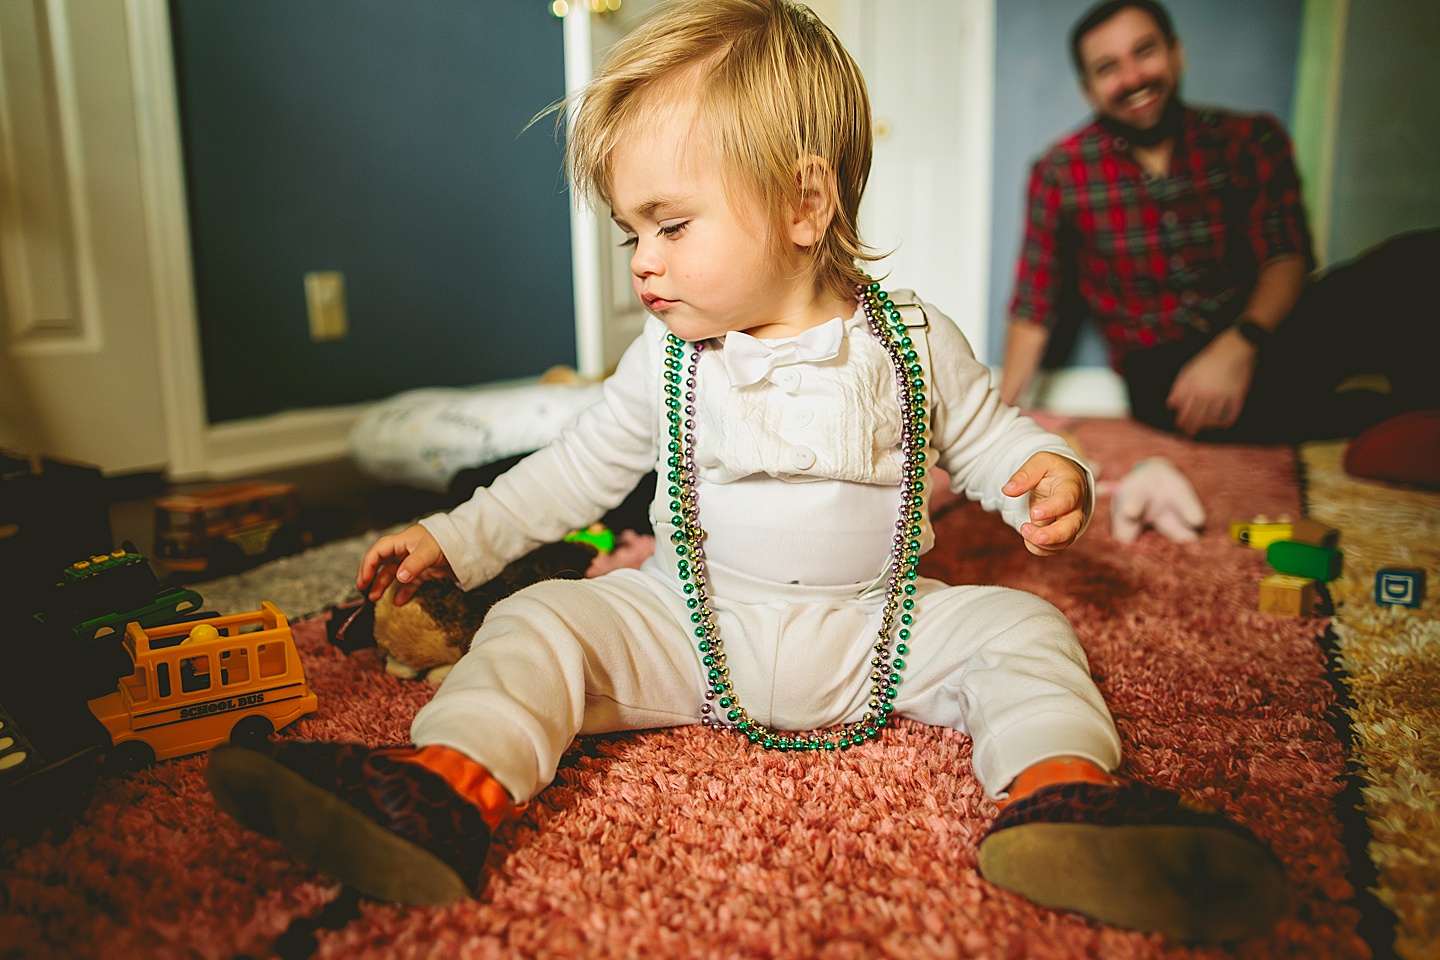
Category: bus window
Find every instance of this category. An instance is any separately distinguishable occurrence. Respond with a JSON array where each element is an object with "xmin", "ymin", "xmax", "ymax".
[
  {"xmin": 158, "ymin": 509, "xmax": 193, "ymax": 531},
  {"xmin": 220, "ymin": 647, "xmax": 251, "ymax": 685},
  {"xmin": 257, "ymin": 642, "xmax": 287, "ymax": 678},
  {"xmin": 157, "ymin": 662, "xmax": 171, "ymax": 697},
  {"xmin": 180, "ymin": 655, "xmax": 211, "ymax": 694}
]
